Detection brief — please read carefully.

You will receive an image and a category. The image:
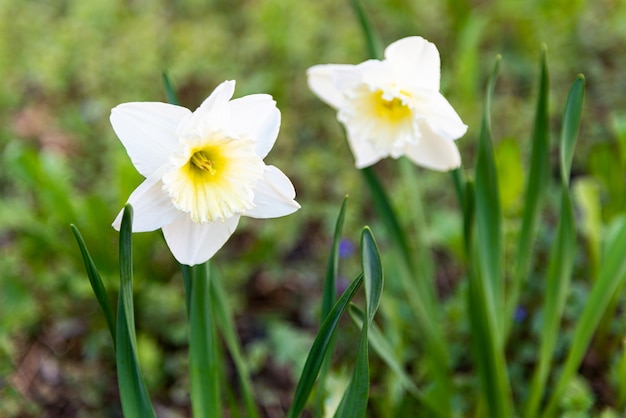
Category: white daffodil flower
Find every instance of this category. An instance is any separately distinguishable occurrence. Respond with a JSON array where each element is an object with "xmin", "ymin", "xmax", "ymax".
[
  {"xmin": 307, "ymin": 36, "xmax": 467, "ymax": 170},
  {"xmin": 111, "ymin": 80, "xmax": 300, "ymax": 266}
]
